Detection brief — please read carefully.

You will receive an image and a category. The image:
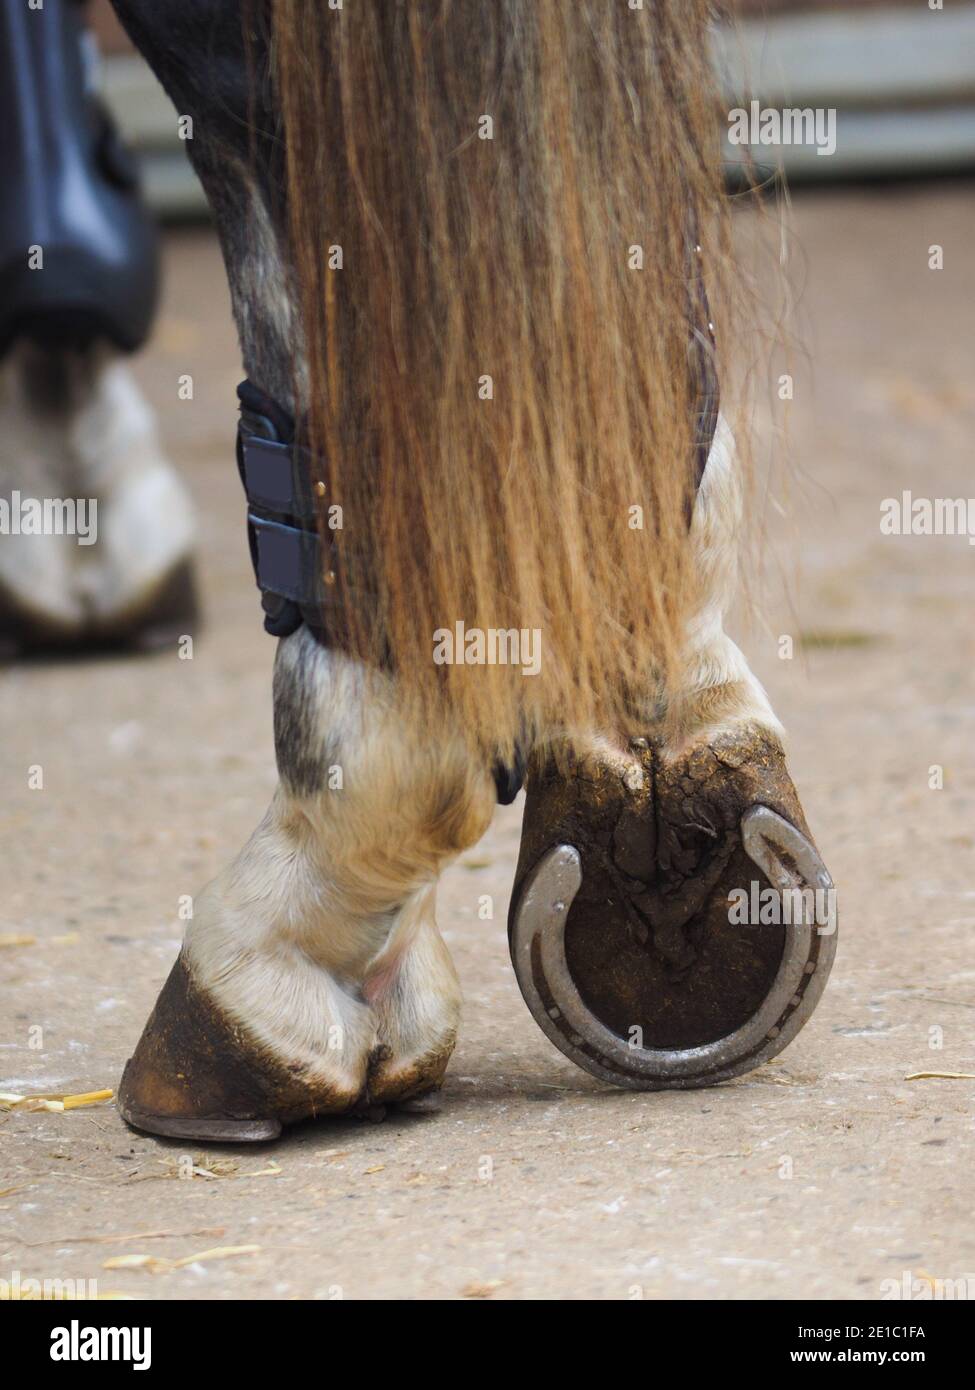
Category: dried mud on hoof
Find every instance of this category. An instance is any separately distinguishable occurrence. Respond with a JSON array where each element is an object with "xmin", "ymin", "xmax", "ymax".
[
  {"xmin": 117, "ymin": 955, "xmax": 358, "ymax": 1143},
  {"xmin": 118, "ymin": 955, "xmax": 455, "ymax": 1144},
  {"xmin": 508, "ymin": 728, "xmax": 836, "ymax": 1090}
]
